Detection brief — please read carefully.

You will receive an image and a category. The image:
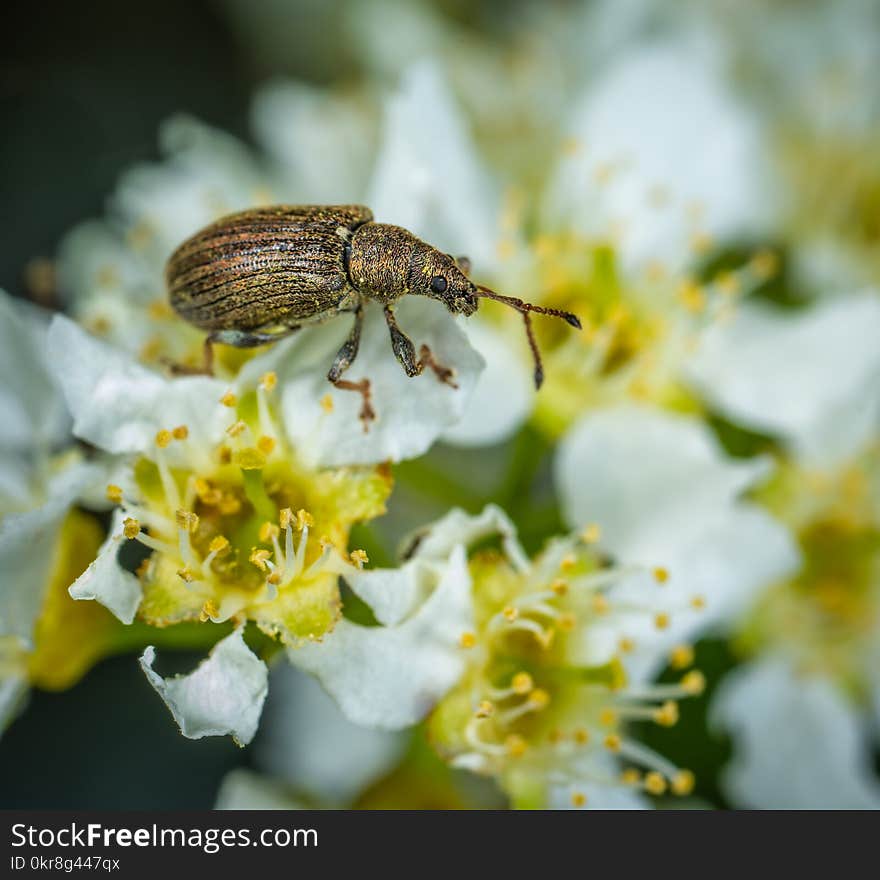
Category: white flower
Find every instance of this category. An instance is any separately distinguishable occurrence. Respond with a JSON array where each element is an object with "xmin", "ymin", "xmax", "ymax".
[
  {"xmin": 48, "ymin": 314, "xmax": 392, "ymax": 645},
  {"xmin": 544, "ymin": 41, "xmax": 771, "ymax": 272},
  {"xmin": 140, "ymin": 627, "xmax": 268, "ymax": 746},
  {"xmin": 686, "ymin": 291, "xmax": 880, "ymax": 808},
  {"xmin": 555, "ymin": 405, "xmax": 800, "ymax": 678},
  {"xmin": 688, "ymin": 294, "xmax": 880, "ymax": 468},
  {"xmin": 712, "ymin": 654, "xmax": 880, "ymax": 809}
]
